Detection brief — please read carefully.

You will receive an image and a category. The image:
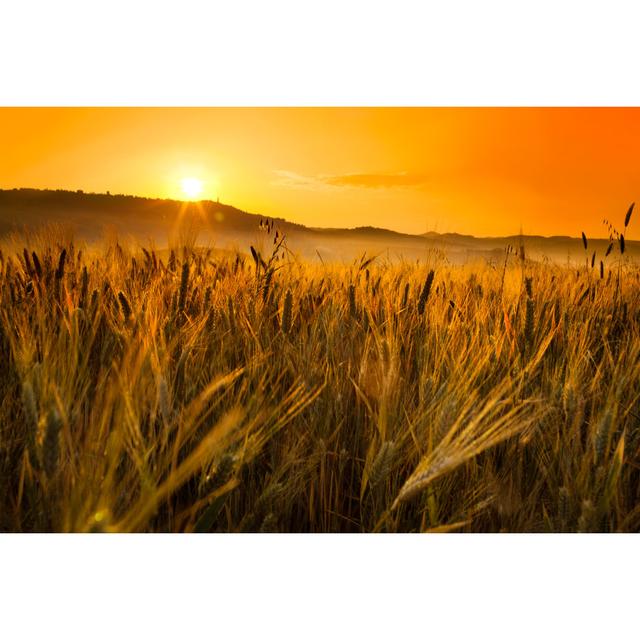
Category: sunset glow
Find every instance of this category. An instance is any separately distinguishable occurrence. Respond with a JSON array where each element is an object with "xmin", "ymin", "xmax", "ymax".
[{"xmin": 2, "ymin": 107, "xmax": 640, "ymax": 237}]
